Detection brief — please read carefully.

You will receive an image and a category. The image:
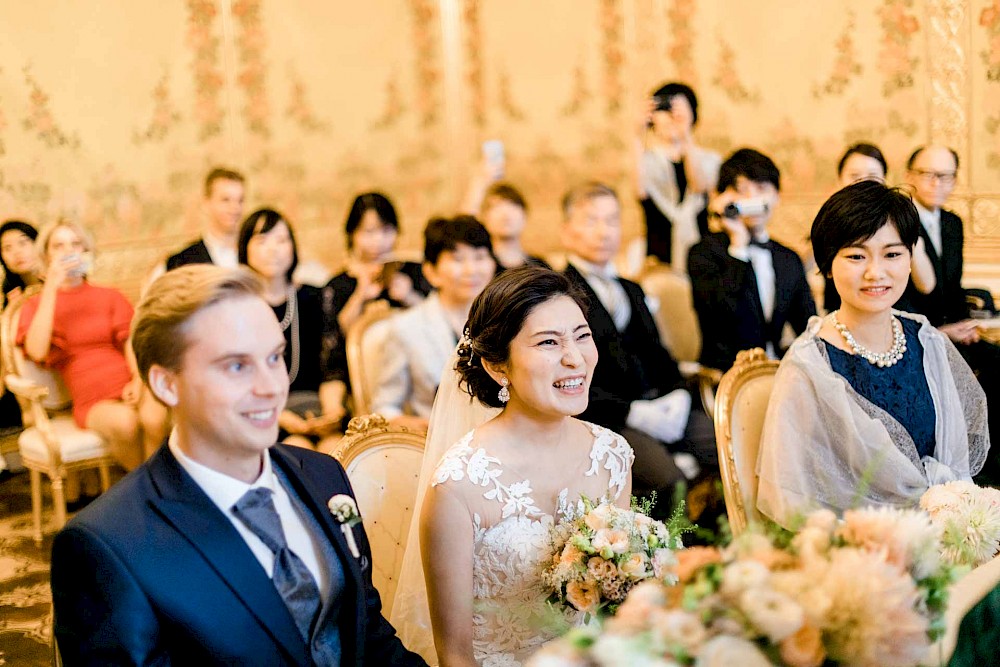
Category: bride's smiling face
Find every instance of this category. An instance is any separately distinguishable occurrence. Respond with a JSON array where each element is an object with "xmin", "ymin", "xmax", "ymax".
[{"xmin": 498, "ymin": 295, "xmax": 597, "ymax": 419}]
